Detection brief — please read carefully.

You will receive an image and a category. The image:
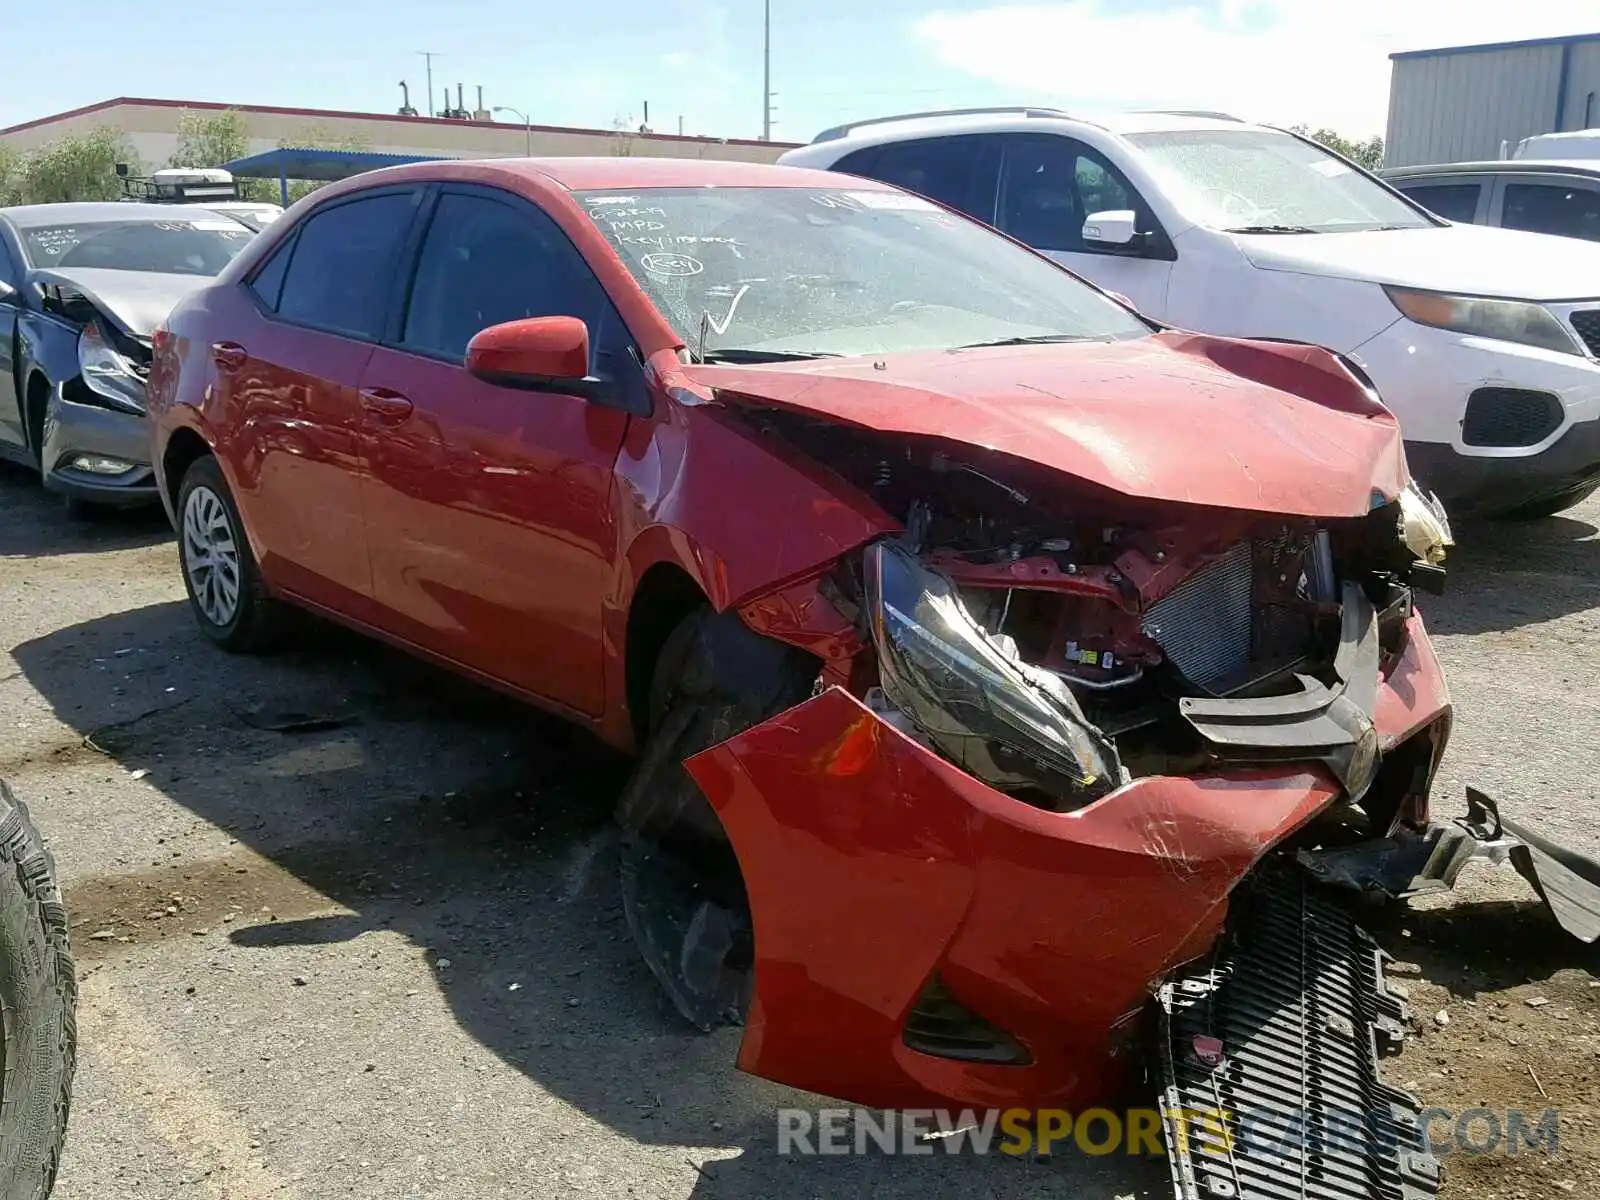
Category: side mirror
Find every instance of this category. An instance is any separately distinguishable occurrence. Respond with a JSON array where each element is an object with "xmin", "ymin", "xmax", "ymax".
[
  {"xmin": 465, "ymin": 316, "xmax": 595, "ymax": 395},
  {"xmin": 1082, "ymin": 210, "xmax": 1138, "ymax": 249}
]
